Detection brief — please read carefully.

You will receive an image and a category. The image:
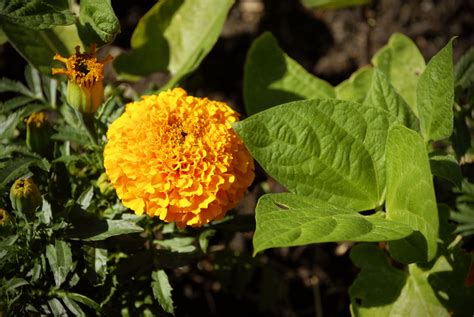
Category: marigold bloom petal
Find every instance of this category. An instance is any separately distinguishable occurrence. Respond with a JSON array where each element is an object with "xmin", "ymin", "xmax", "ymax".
[{"xmin": 103, "ymin": 88, "xmax": 255, "ymax": 227}]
